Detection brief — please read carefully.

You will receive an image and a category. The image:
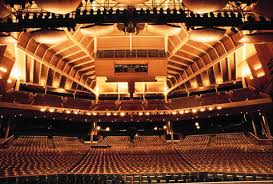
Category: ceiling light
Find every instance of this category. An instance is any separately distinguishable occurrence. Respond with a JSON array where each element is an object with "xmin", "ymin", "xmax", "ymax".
[
  {"xmin": 73, "ymin": 111, "xmax": 79, "ymax": 115},
  {"xmin": 192, "ymin": 109, "xmax": 197, "ymax": 113},
  {"xmin": 185, "ymin": 110, "xmax": 189, "ymax": 113},
  {"xmin": 49, "ymin": 108, "xmax": 55, "ymax": 113},
  {"xmin": 179, "ymin": 110, "xmax": 184, "ymax": 114},
  {"xmin": 40, "ymin": 108, "xmax": 46, "ymax": 112},
  {"xmin": 163, "ymin": 125, "xmax": 167, "ymax": 130},
  {"xmin": 145, "ymin": 112, "xmax": 150, "ymax": 116}
]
